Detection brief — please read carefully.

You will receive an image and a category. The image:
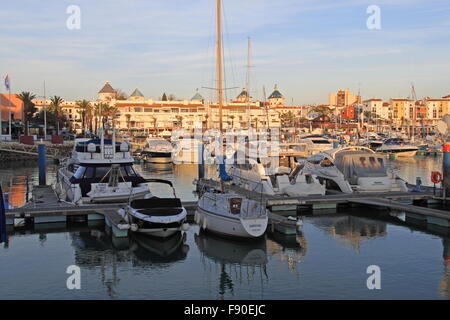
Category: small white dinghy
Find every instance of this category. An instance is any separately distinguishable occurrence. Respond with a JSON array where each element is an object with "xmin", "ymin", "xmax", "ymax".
[
  {"xmin": 119, "ymin": 179, "xmax": 189, "ymax": 238},
  {"xmin": 196, "ymin": 191, "xmax": 268, "ymax": 238}
]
